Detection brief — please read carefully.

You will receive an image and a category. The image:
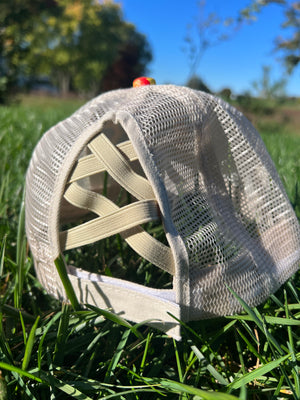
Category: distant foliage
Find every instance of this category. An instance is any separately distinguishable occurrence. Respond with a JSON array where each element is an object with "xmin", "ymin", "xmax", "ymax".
[
  {"xmin": 240, "ymin": 1, "xmax": 300, "ymax": 74},
  {"xmin": 219, "ymin": 87, "xmax": 232, "ymax": 101},
  {"xmin": 100, "ymin": 29, "xmax": 152, "ymax": 93},
  {"xmin": 0, "ymin": 0, "xmax": 60, "ymax": 103},
  {"xmin": 0, "ymin": 0, "xmax": 152, "ymax": 101},
  {"xmin": 236, "ymin": 93, "xmax": 275, "ymax": 115},
  {"xmin": 252, "ymin": 65, "xmax": 287, "ymax": 99},
  {"xmin": 183, "ymin": 1, "xmax": 242, "ymax": 80},
  {"xmin": 186, "ymin": 75, "xmax": 211, "ymax": 93}
]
